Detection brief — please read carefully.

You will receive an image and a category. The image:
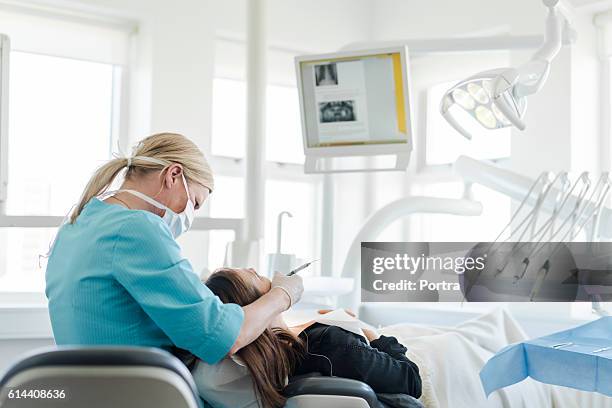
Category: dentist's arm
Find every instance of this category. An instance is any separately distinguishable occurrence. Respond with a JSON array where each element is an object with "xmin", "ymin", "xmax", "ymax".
[{"xmin": 229, "ymin": 273, "xmax": 303, "ymax": 355}]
